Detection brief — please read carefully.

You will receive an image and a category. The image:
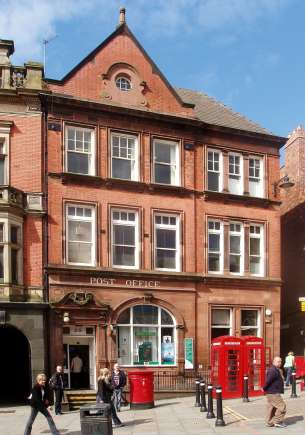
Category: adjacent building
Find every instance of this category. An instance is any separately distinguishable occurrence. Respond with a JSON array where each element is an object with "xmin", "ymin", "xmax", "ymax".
[{"xmin": 0, "ymin": 9, "xmax": 286, "ymax": 394}]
